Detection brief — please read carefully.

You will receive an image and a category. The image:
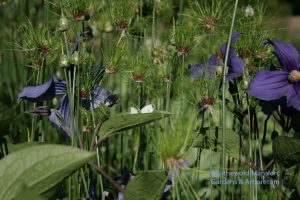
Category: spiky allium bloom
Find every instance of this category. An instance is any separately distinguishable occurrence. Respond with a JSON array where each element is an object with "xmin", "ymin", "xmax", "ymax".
[
  {"xmin": 105, "ymin": 66, "xmax": 116, "ymax": 74},
  {"xmin": 165, "ymin": 156, "xmax": 188, "ymax": 168},
  {"xmin": 188, "ymin": 32, "xmax": 244, "ymax": 80},
  {"xmin": 247, "ymin": 40, "xmax": 300, "ymax": 111},
  {"xmin": 204, "ymin": 18, "xmax": 217, "ymax": 30},
  {"xmin": 134, "ymin": 73, "xmax": 143, "ymax": 83},
  {"xmin": 38, "ymin": 45, "xmax": 50, "ymax": 55},
  {"xmin": 198, "ymin": 97, "xmax": 215, "ymax": 110},
  {"xmin": 117, "ymin": 20, "xmax": 128, "ymax": 30}
]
